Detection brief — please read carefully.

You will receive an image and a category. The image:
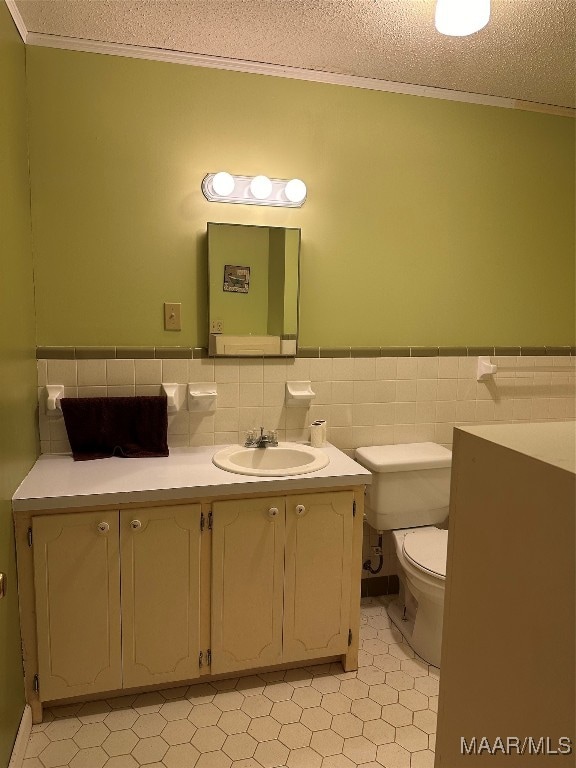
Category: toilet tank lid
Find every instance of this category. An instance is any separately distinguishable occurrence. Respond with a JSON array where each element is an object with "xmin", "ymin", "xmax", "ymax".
[{"xmin": 355, "ymin": 442, "xmax": 452, "ymax": 473}]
